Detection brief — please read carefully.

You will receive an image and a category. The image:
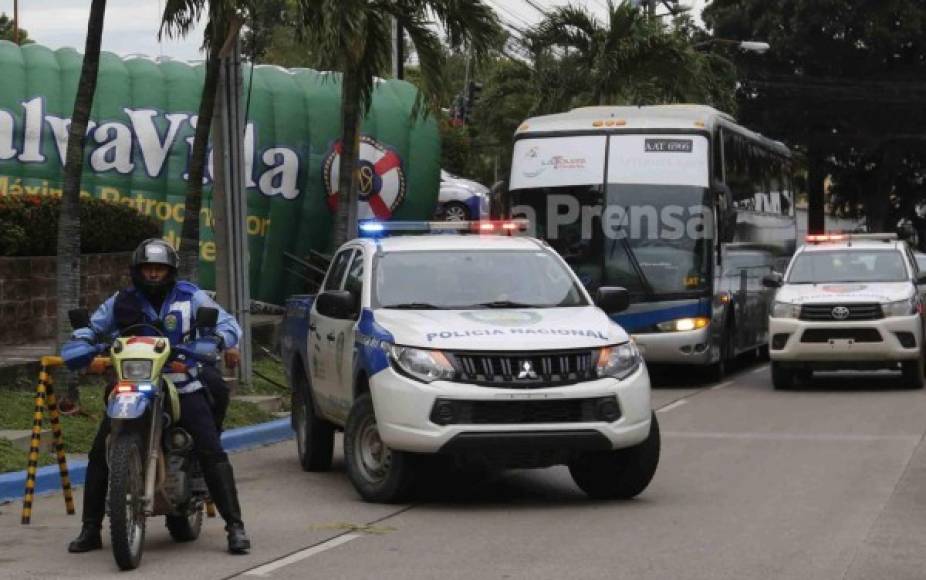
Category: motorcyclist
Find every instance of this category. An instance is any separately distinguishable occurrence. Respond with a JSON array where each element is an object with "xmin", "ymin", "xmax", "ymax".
[{"xmin": 66, "ymin": 238, "xmax": 251, "ymax": 555}]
